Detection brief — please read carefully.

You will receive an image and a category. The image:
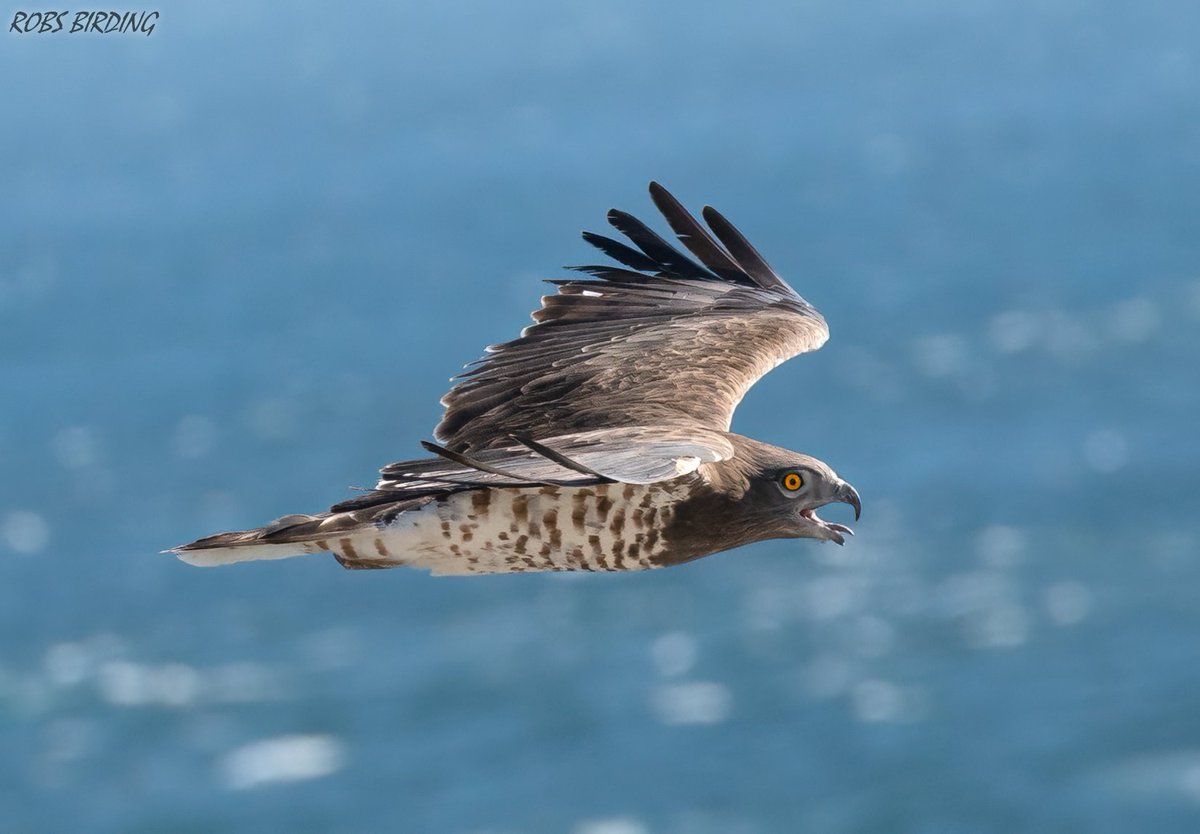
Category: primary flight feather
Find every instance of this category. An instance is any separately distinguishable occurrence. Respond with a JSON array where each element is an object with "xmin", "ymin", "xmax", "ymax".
[{"xmin": 171, "ymin": 183, "xmax": 861, "ymax": 575}]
